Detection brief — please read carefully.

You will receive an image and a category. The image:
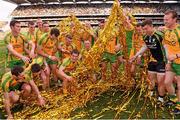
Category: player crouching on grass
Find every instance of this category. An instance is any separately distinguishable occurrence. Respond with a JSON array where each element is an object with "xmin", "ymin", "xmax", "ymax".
[{"xmin": 1, "ymin": 65, "xmax": 45, "ymax": 119}]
